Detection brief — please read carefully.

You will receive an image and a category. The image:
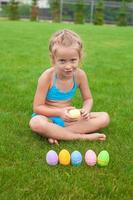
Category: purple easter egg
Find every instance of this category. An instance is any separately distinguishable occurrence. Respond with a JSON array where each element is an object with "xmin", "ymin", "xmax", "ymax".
[{"xmin": 46, "ymin": 150, "xmax": 58, "ymax": 166}]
